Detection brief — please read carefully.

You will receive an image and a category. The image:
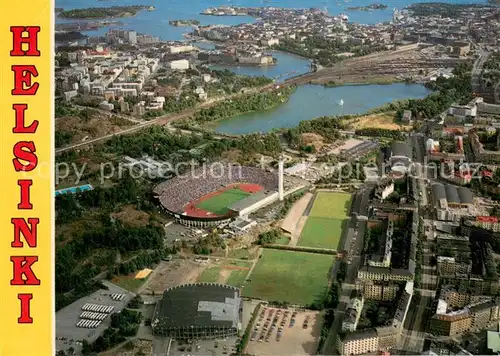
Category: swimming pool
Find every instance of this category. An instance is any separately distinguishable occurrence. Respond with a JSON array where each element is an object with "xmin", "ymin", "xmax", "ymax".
[{"xmin": 55, "ymin": 184, "xmax": 93, "ymax": 197}]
